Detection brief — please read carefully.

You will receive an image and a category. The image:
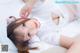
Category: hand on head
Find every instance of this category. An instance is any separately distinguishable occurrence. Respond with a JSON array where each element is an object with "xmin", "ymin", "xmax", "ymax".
[
  {"xmin": 20, "ymin": 0, "xmax": 37, "ymax": 18},
  {"xmin": 20, "ymin": 5, "xmax": 32, "ymax": 18},
  {"xmin": 7, "ymin": 17, "xmax": 40, "ymax": 44}
]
